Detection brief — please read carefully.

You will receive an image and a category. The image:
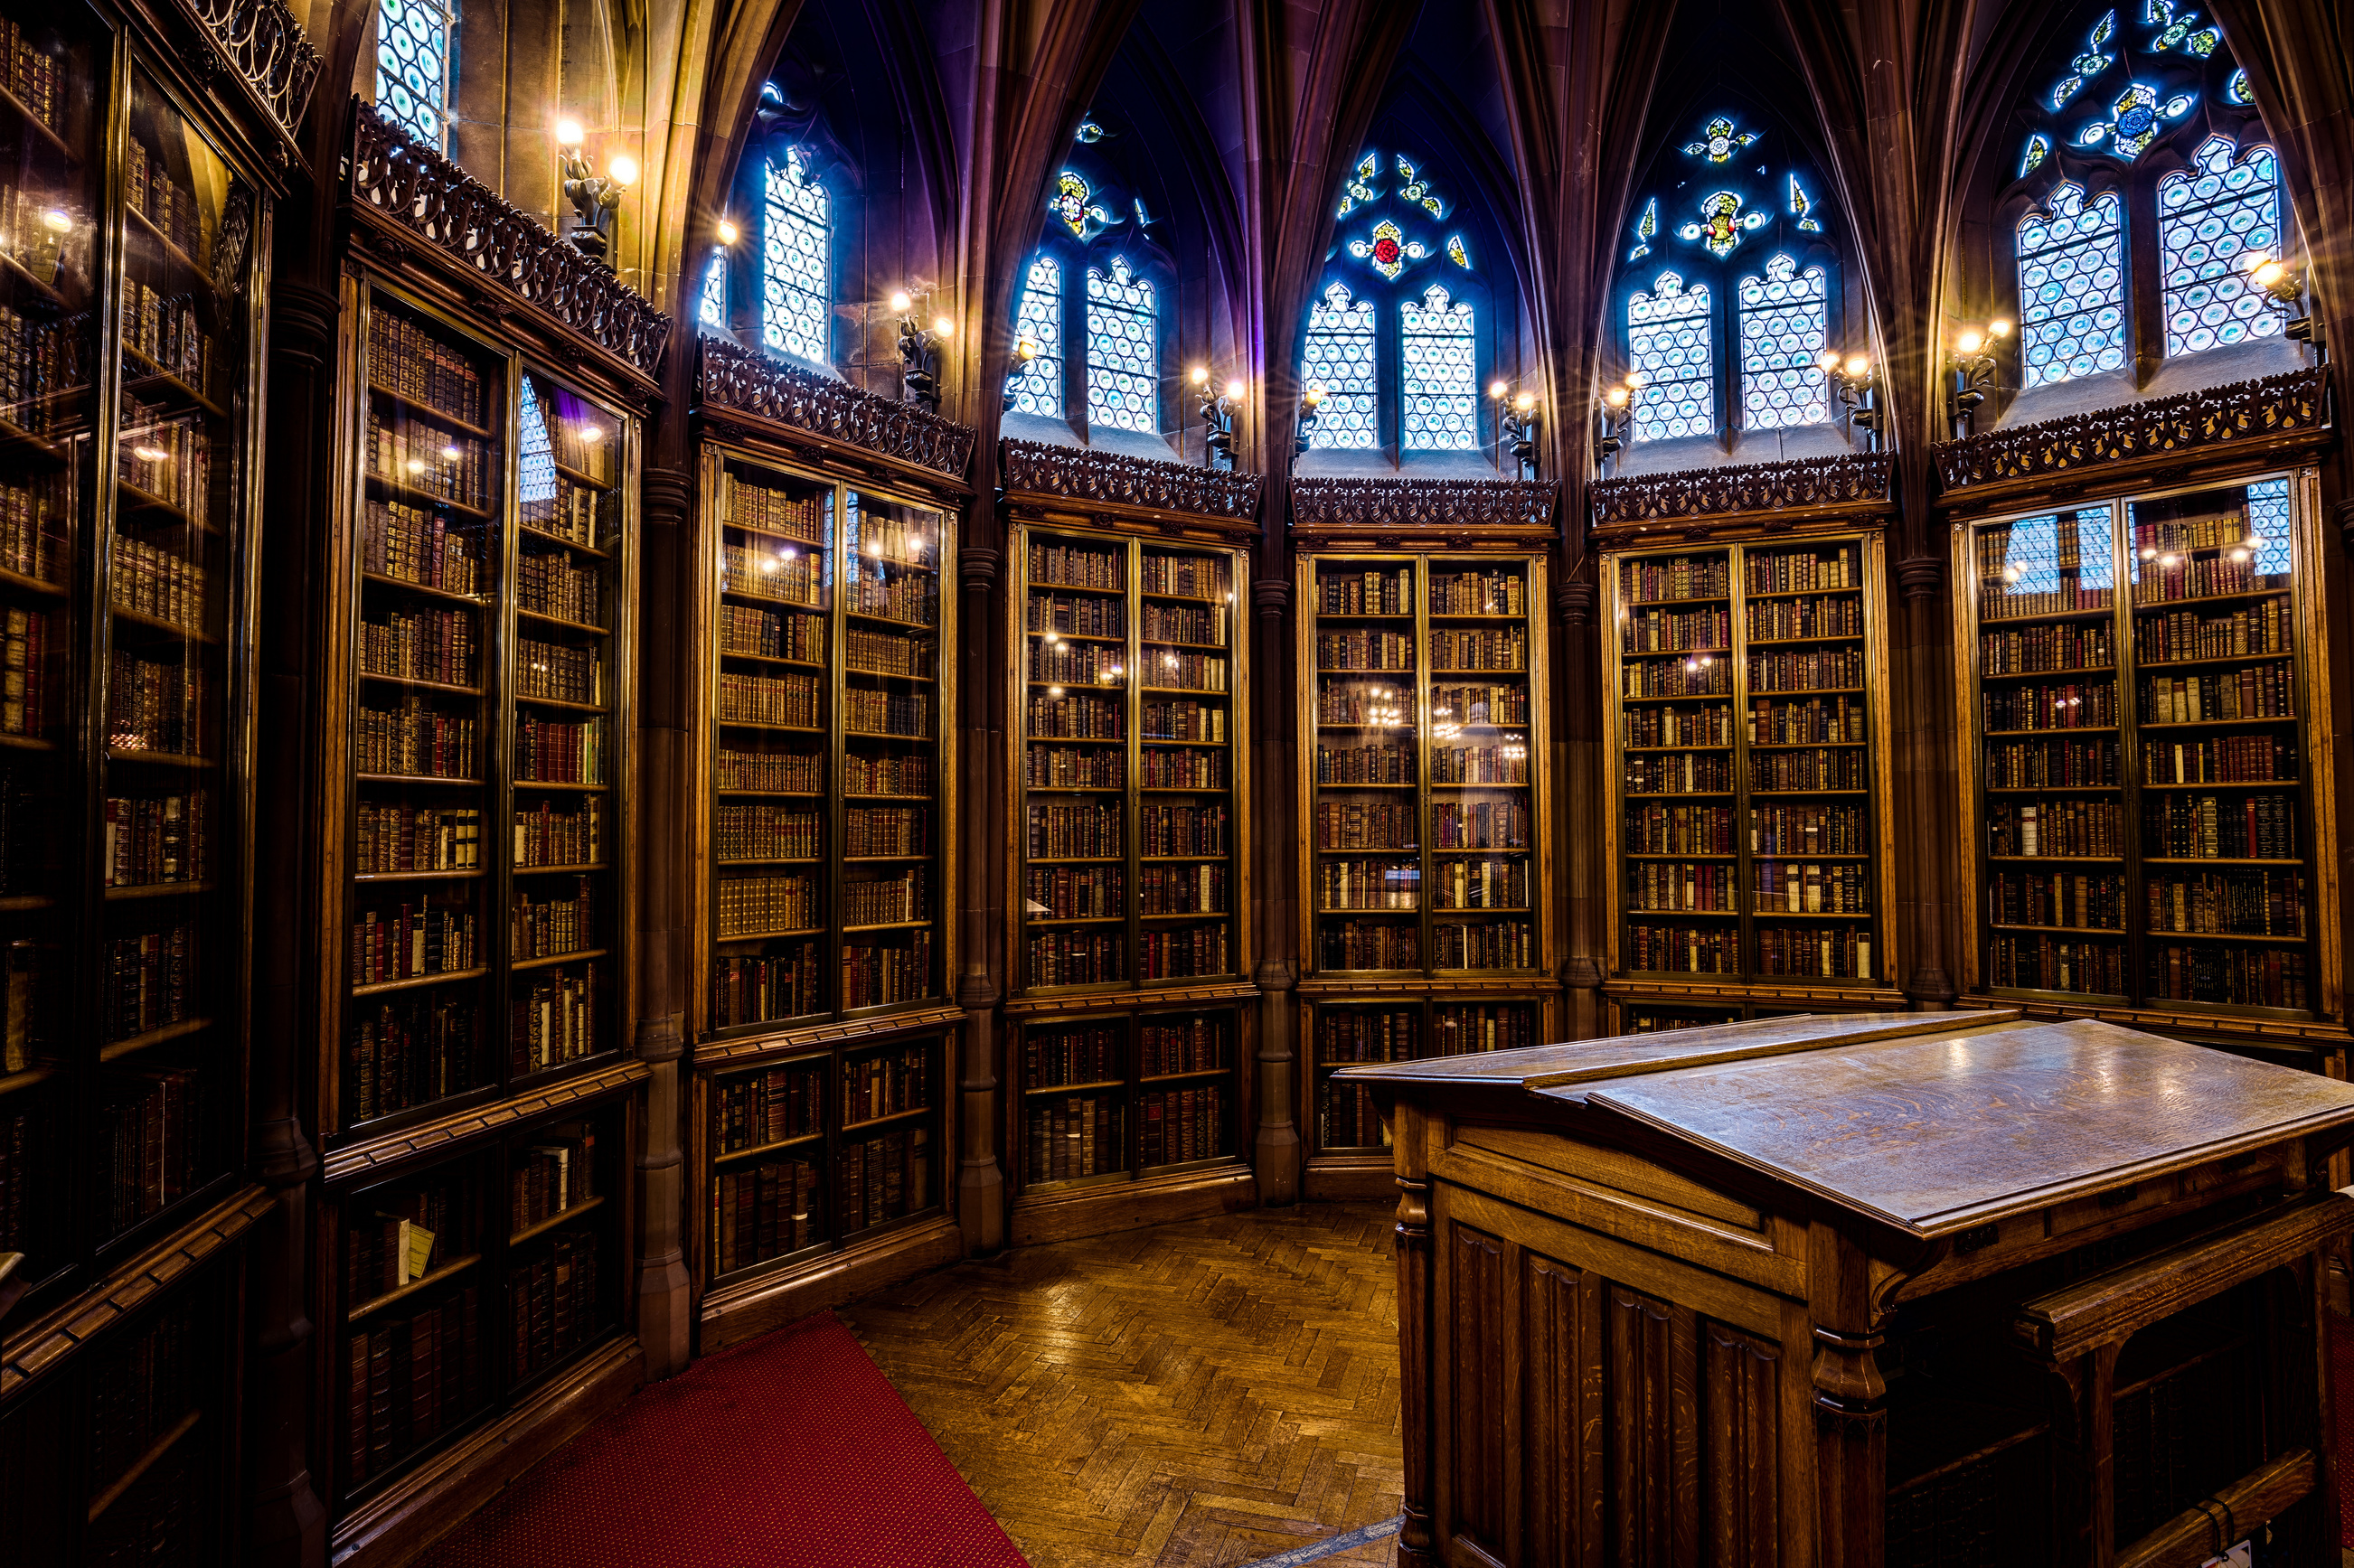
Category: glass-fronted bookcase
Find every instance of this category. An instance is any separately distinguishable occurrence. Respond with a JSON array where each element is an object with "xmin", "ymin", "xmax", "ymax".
[
  {"xmin": 1294, "ymin": 549, "xmax": 1553, "ymax": 1189},
  {"xmin": 1951, "ymin": 469, "xmax": 2340, "ymax": 1037},
  {"xmin": 1598, "ymin": 531, "xmax": 1901, "ymax": 1014}
]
